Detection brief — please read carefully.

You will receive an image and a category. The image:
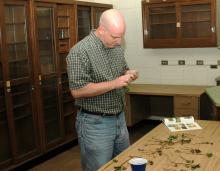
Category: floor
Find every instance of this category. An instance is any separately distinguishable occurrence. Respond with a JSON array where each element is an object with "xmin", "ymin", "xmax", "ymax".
[{"xmin": 14, "ymin": 120, "xmax": 161, "ymax": 171}]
